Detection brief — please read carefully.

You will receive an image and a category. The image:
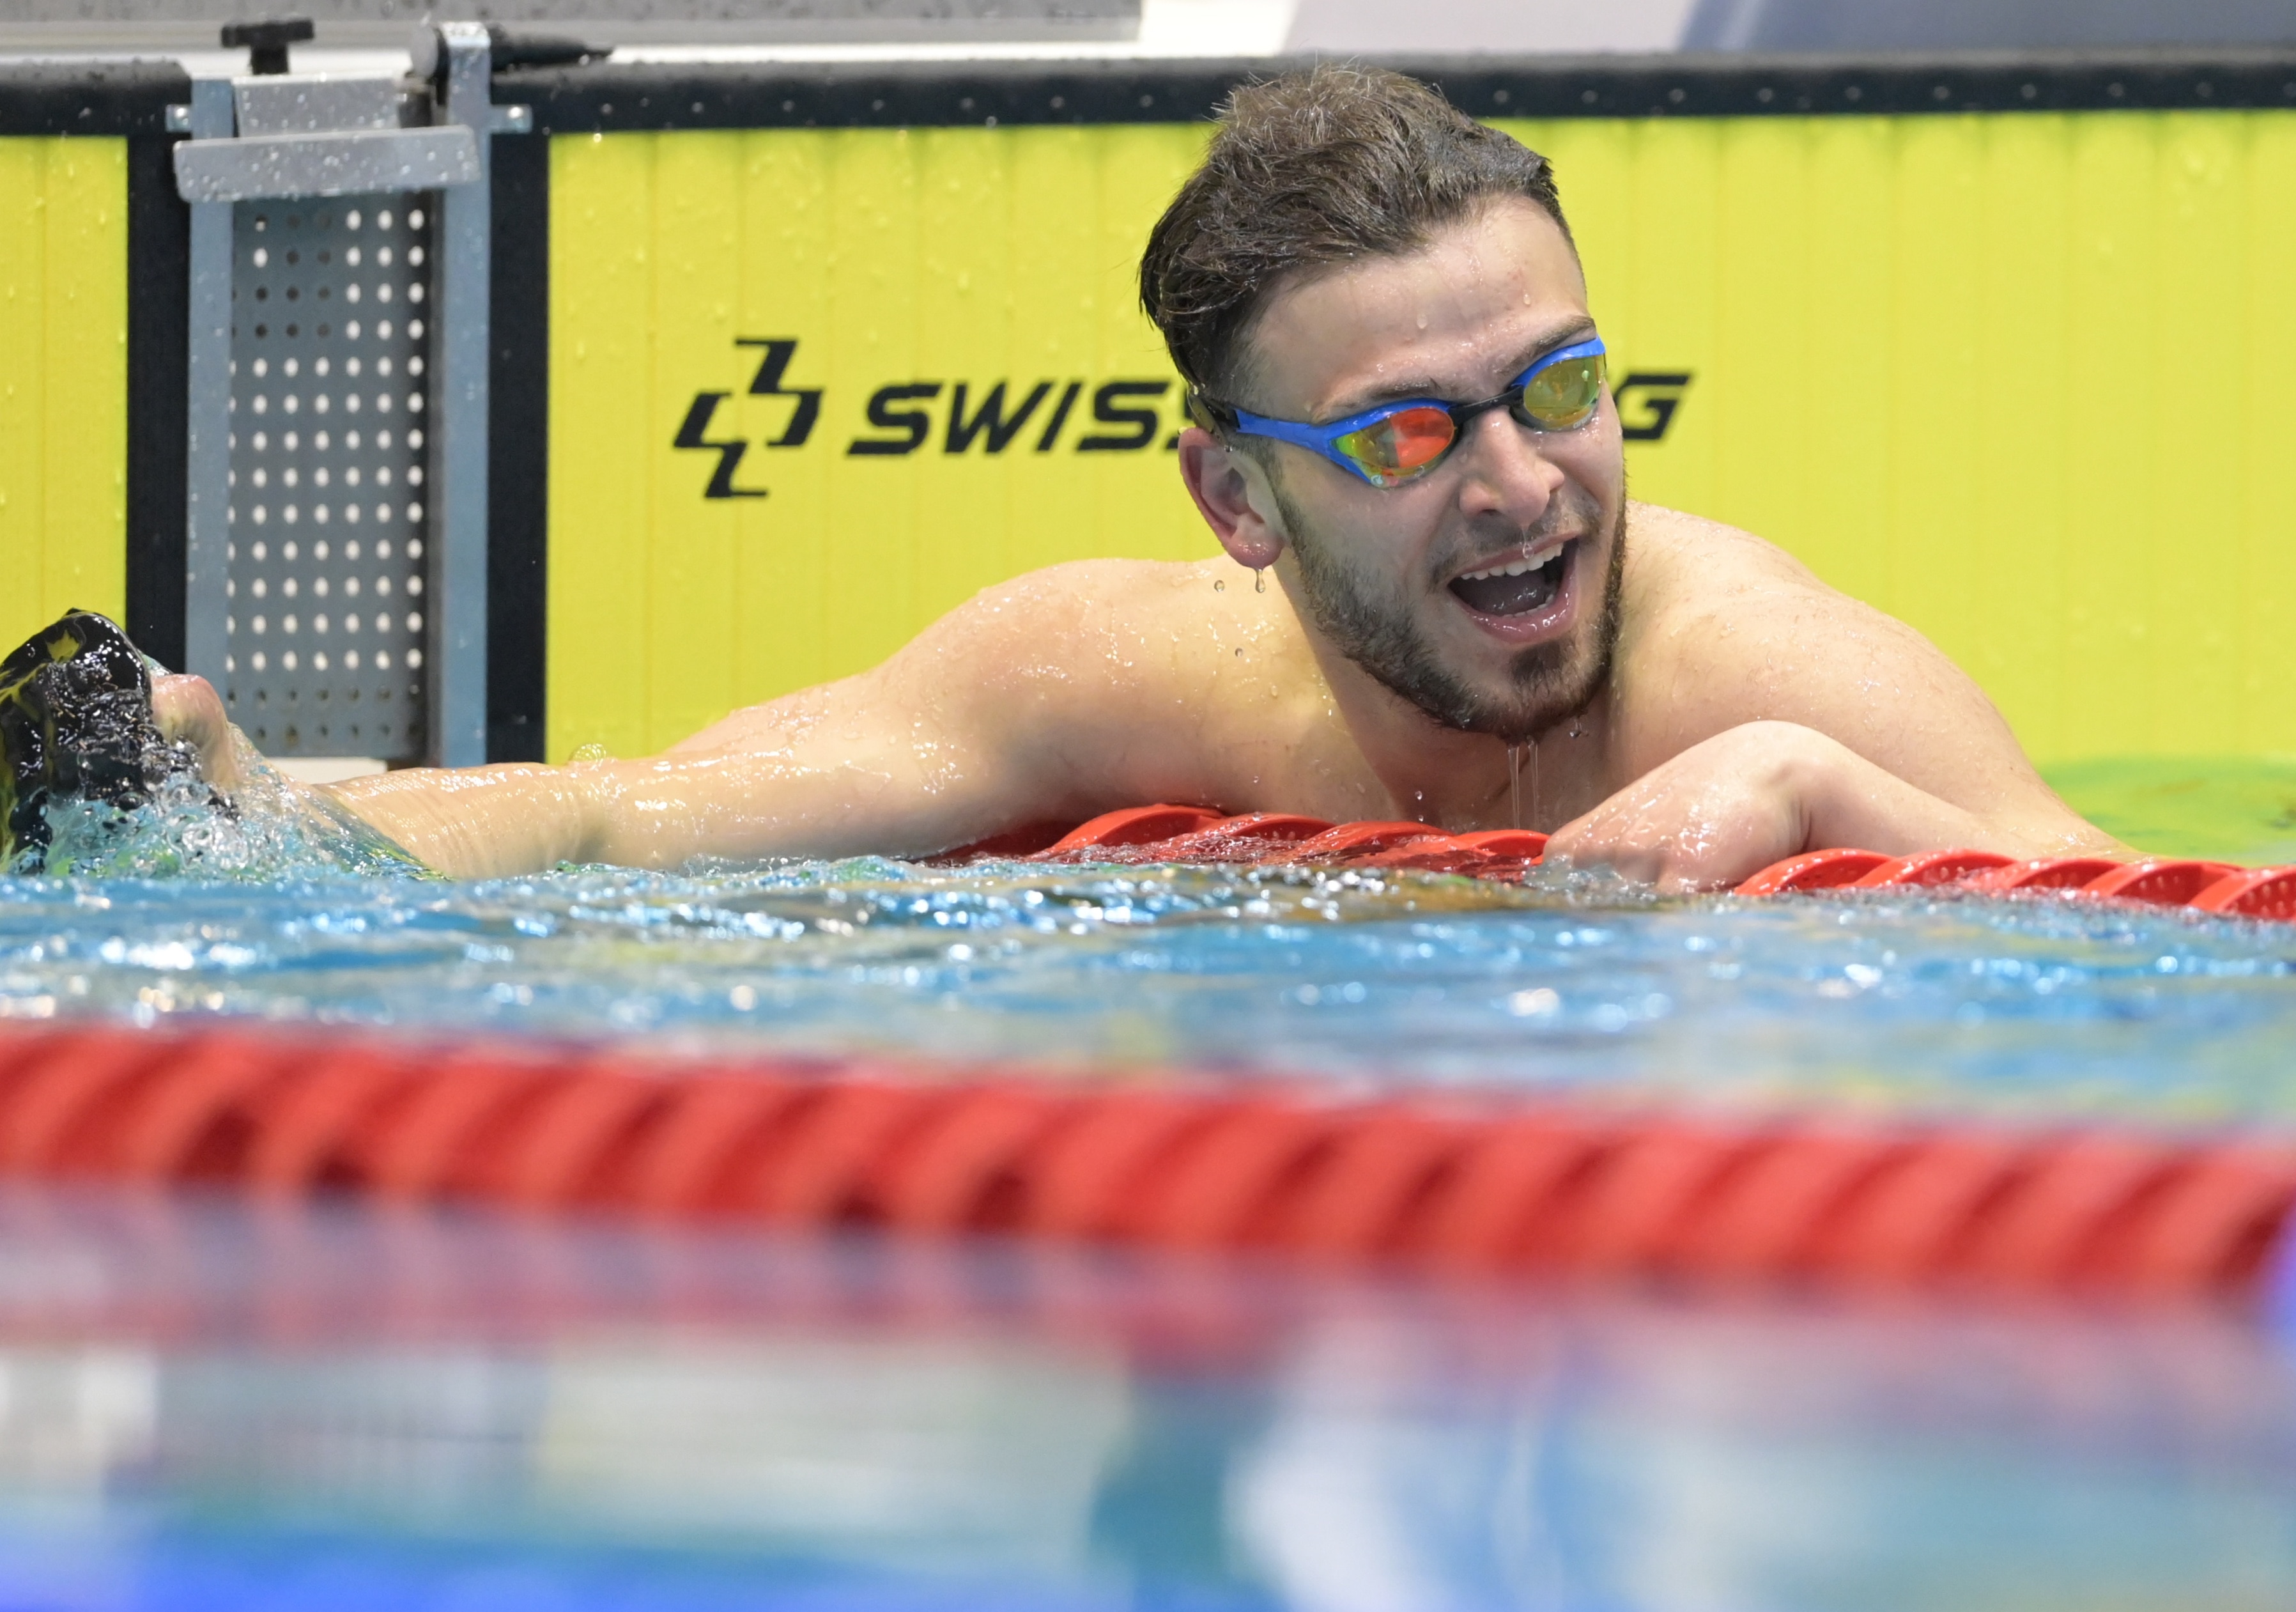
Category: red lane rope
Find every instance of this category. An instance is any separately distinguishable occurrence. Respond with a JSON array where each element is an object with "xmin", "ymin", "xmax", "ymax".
[
  {"xmin": 2, "ymin": 823, "xmax": 2281, "ymax": 1299},
  {"xmin": 1000, "ymin": 805, "xmax": 2296, "ymax": 923},
  {"xmin": 1, "ymin": 1023, "xmax": 2288, "ymax": 1304}
]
